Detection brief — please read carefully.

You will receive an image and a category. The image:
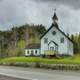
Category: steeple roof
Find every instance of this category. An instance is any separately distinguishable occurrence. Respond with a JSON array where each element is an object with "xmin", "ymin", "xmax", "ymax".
[
  {"xmin": 52, "ymin": 10, "xmax": 58, "ymax": 28},
  {"xmin": 52, "ymin": 12, "xmax": 58, "ymax": 21}
]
